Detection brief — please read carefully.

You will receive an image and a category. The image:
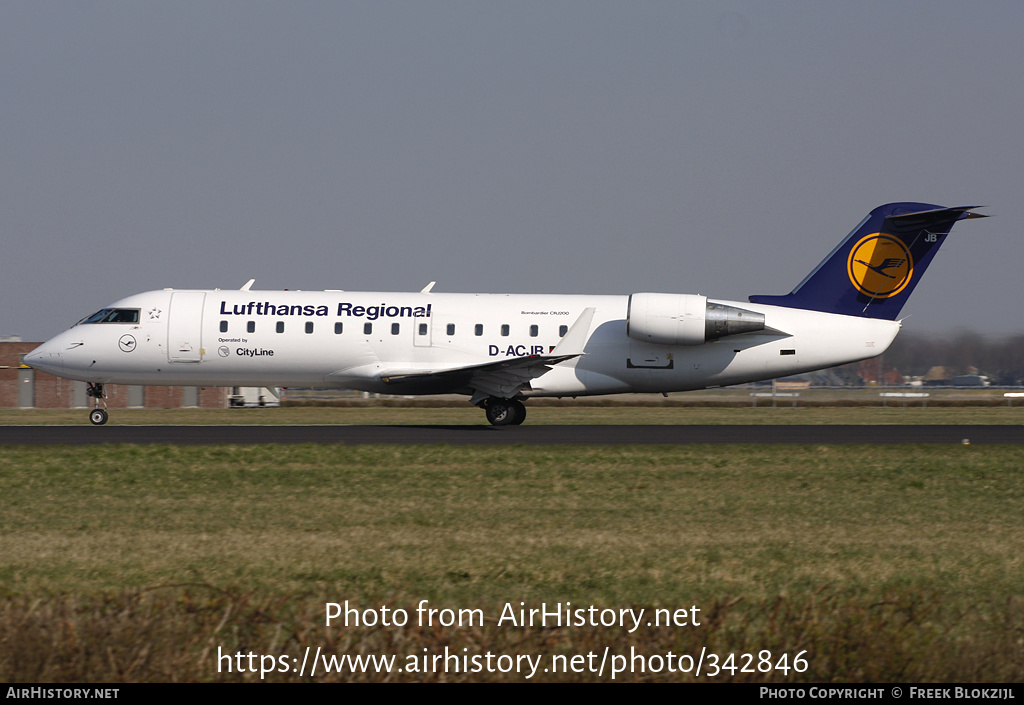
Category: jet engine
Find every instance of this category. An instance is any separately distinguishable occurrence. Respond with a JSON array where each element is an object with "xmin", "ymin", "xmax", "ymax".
[{"xmin": 626, "ymin": 293, "xmax": 766, "ymax": 346}]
